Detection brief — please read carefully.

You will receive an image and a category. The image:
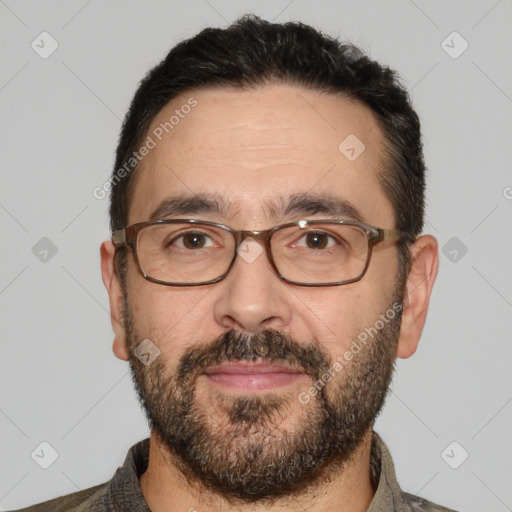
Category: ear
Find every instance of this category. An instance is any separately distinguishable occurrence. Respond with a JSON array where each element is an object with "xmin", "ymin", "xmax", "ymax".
[
  {"xmin": 396, "ymin": 235, "xmax": 439, "ymax": 359},
  {"xmin": 100, "ymin": 240, "xmax": 129, "ymax": 361}
]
